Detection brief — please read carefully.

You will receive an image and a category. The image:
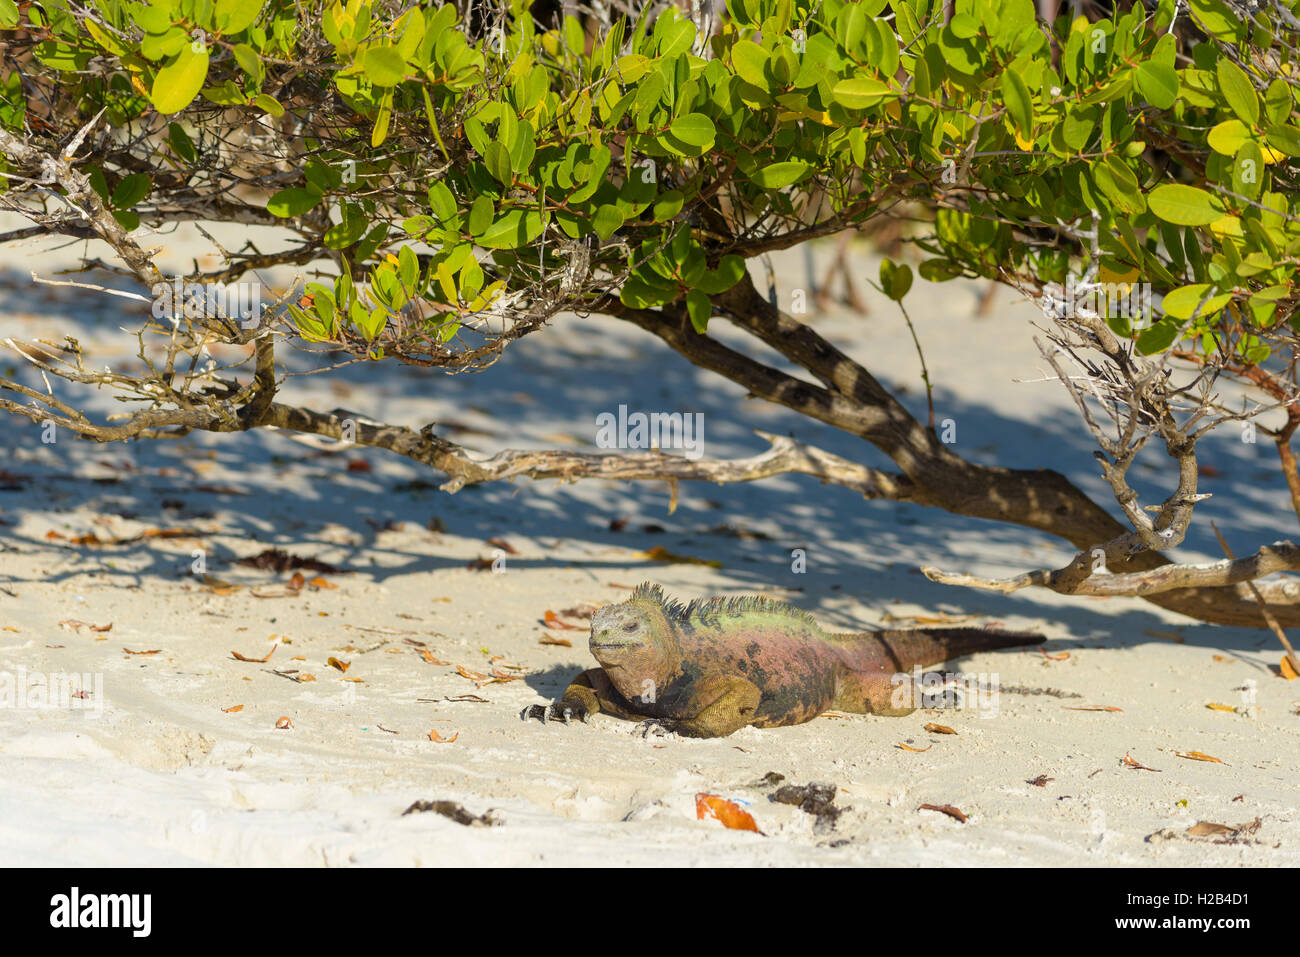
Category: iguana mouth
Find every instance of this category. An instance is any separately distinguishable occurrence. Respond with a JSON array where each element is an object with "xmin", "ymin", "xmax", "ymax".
[{"xmin": 590, "ymin": 640, "xmax": 634, "ymax": 651}]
